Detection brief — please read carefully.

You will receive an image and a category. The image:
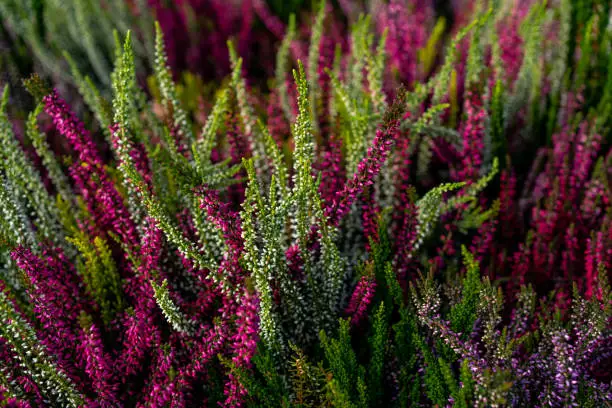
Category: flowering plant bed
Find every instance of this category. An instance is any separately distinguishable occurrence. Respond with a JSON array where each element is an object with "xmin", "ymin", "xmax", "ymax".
[{"xmin": 0, "ymin": 1, "xmax": 611, "ymax": 406}]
